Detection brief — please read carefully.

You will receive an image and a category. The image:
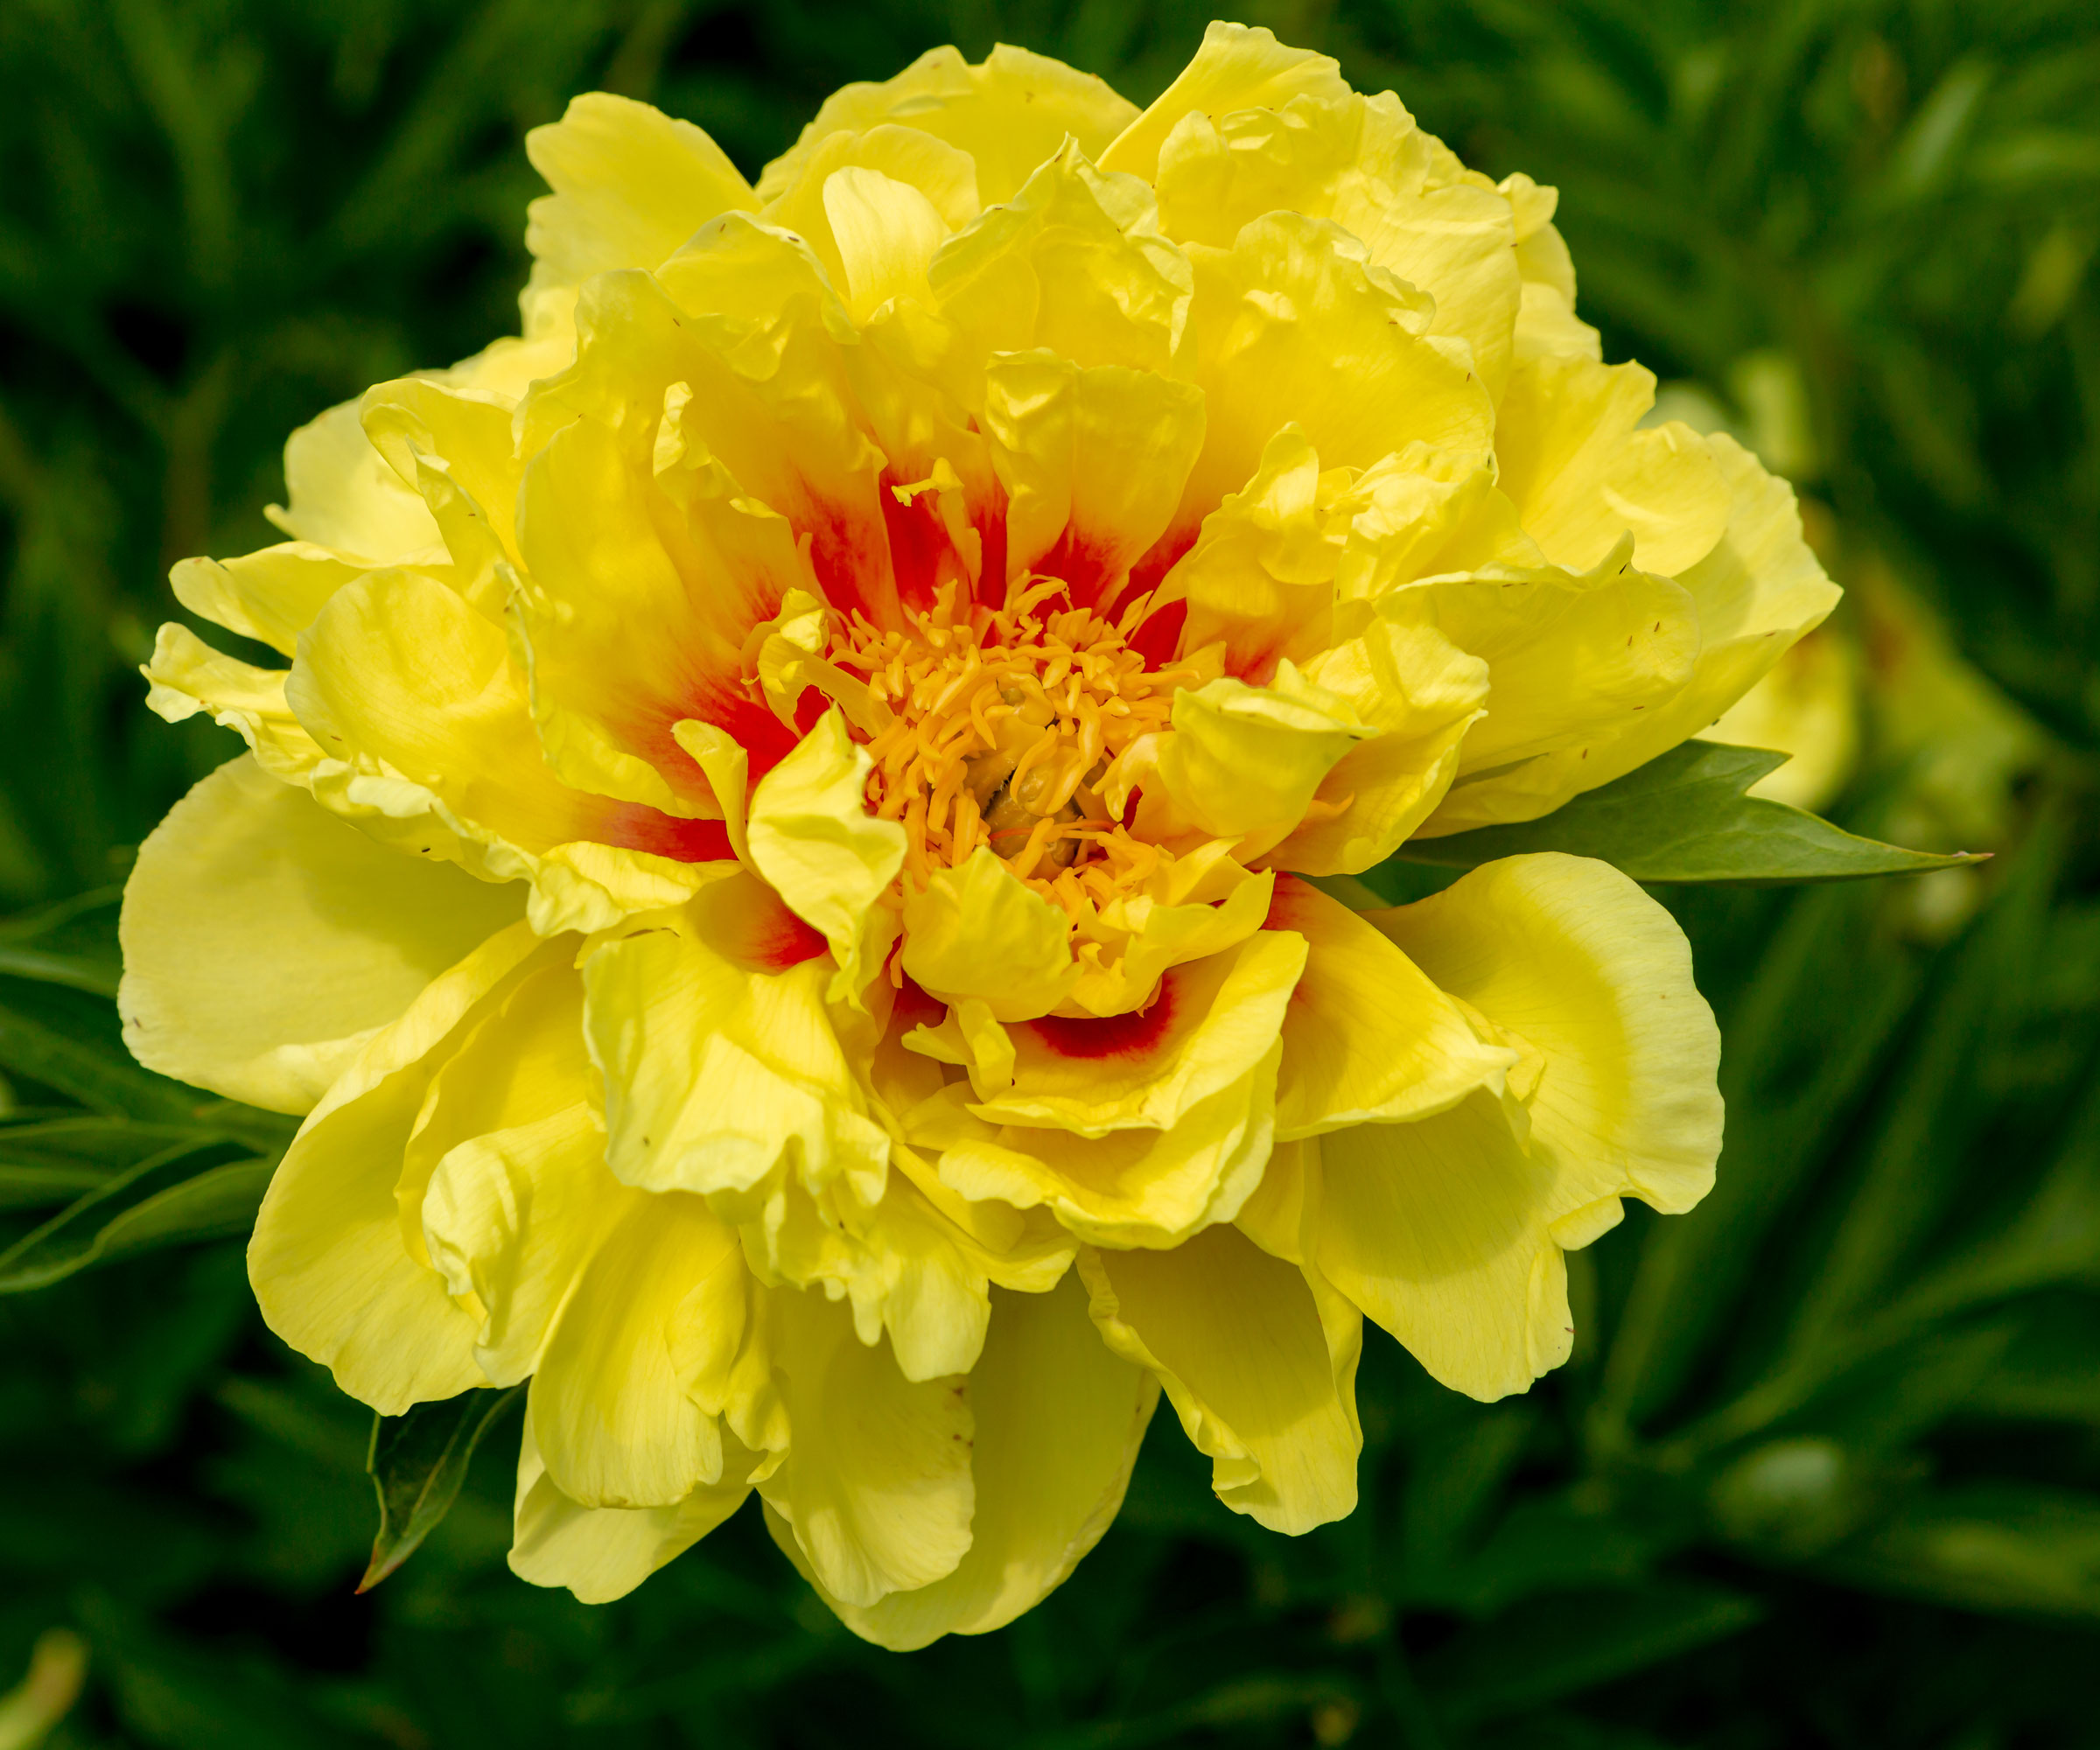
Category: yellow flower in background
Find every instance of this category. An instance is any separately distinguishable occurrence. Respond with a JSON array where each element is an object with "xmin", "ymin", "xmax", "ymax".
[{"xmin": 118, "ymin": 24, "xmax": 1837, "ymax": 1646}]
